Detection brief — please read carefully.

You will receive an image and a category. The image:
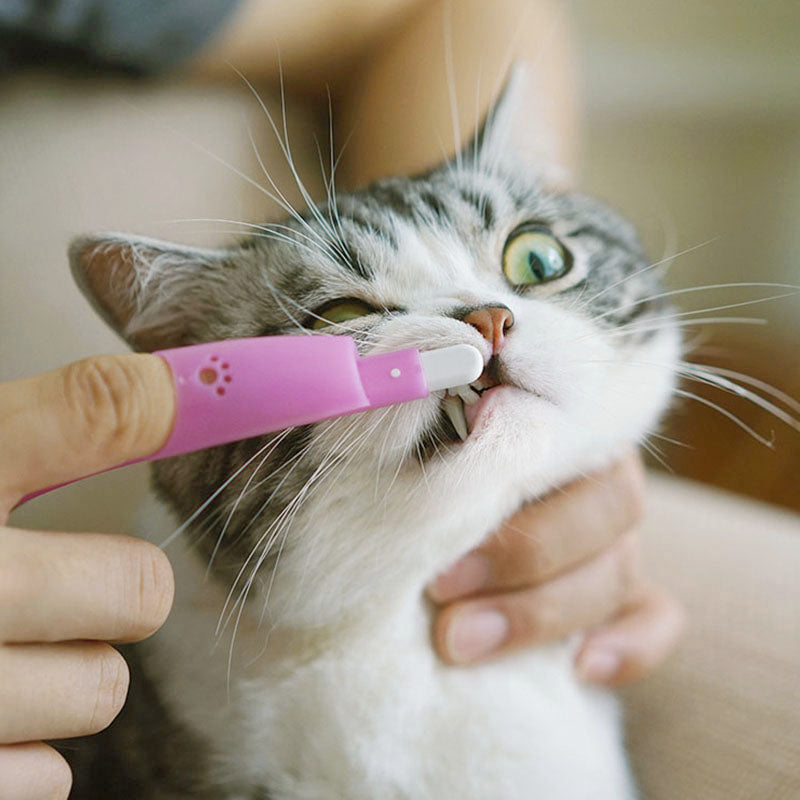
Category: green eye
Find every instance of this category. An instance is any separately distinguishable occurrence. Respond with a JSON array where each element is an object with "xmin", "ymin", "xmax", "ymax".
[
  {"xmin": 311, "ymin": 299, "xmax": 375, "ymax": 330},
  {"xmin": 502, "ymin": 225, "xmax": 570, "ymax": 287}
]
